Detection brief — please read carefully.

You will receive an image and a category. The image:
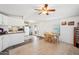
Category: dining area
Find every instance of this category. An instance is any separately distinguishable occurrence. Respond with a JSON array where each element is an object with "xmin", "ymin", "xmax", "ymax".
[{"xmin": 43, "ymin": 32, "xmax": 59, "ymax": 43}]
